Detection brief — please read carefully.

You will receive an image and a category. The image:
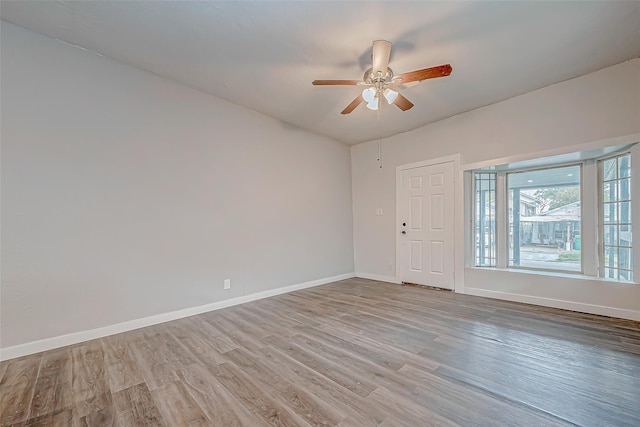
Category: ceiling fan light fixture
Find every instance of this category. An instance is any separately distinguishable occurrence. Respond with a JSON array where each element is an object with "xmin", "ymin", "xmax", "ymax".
[
  {"xmin": 366, "ymin": 98, "xmax": 379, "ymax": 111},
  {"xmin": 383, "ymin": 88, "xmax": 398, "ymax": 104},
  {"xmin": 362, "ymin": 87, "xmax": 376, "ymax": 103}
]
